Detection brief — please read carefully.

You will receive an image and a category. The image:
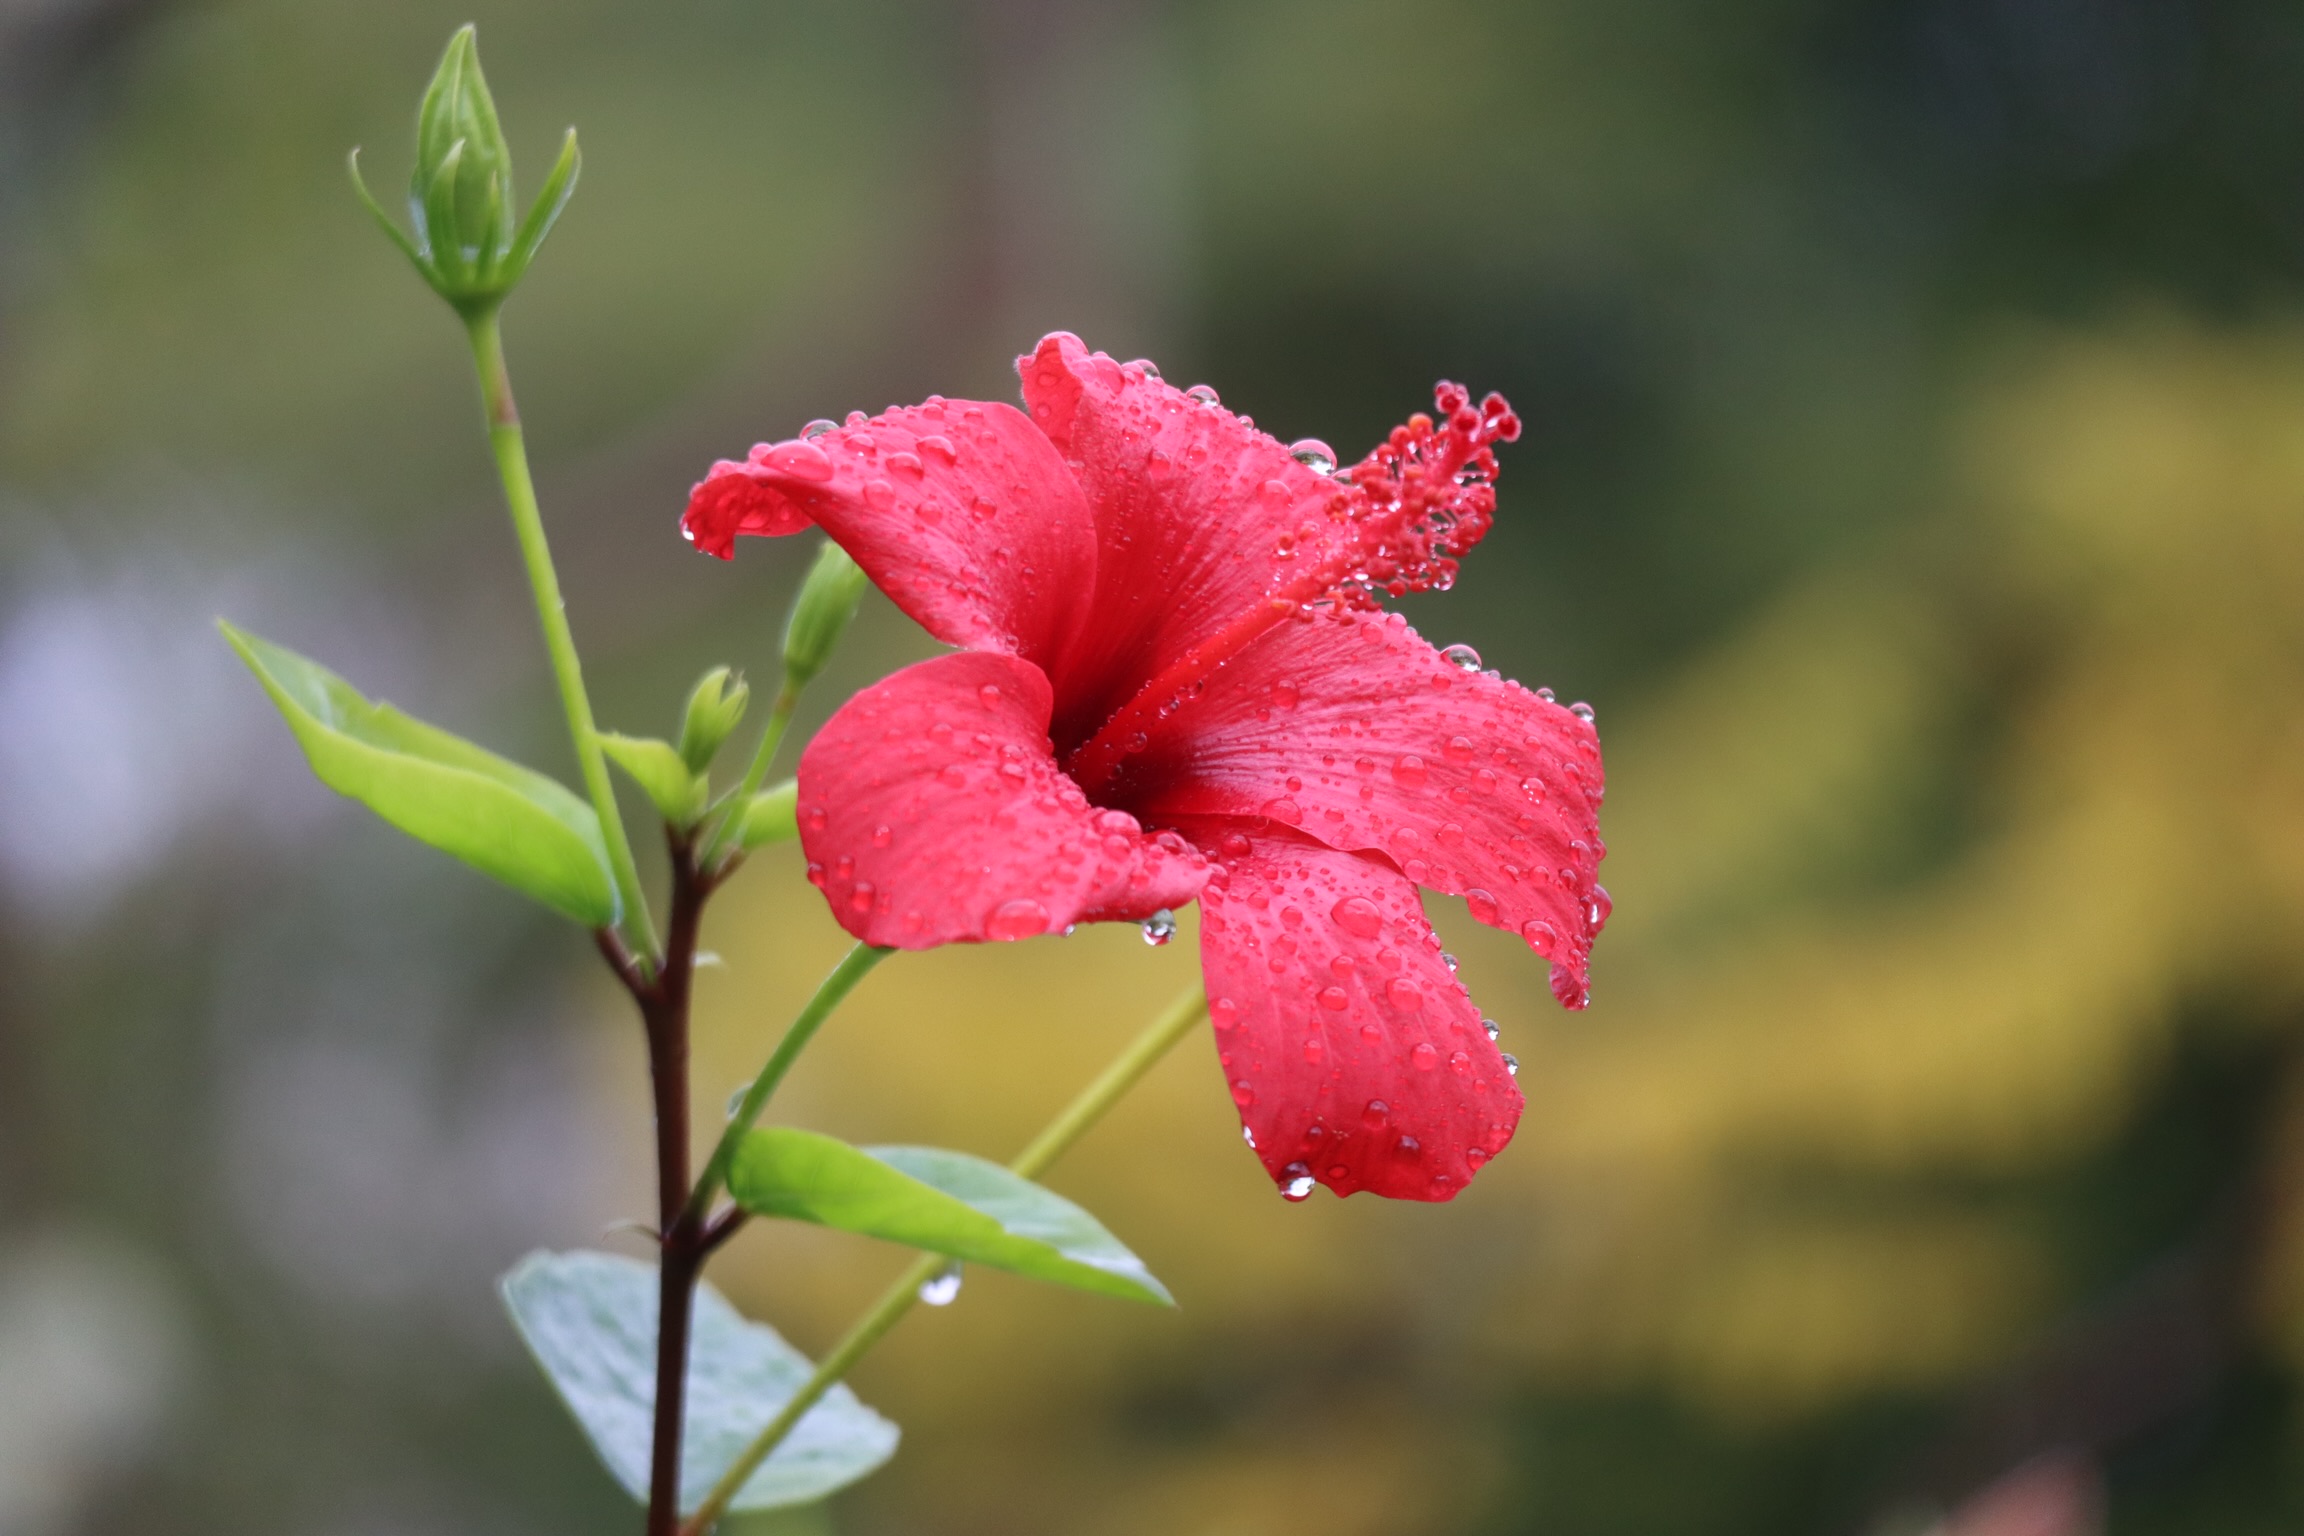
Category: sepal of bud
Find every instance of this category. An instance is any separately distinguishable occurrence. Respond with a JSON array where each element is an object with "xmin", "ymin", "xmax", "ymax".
[
  {"xmin": 348, "ymin": 25, "xmax": 580, "ymax": 319},
  {"xmin": 781, "ymin": 541, "xmax": 869, "ymax": 687},
  {"xmin": 678, "ymin": 667, "xmax": 751, "ymax": 773}
]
